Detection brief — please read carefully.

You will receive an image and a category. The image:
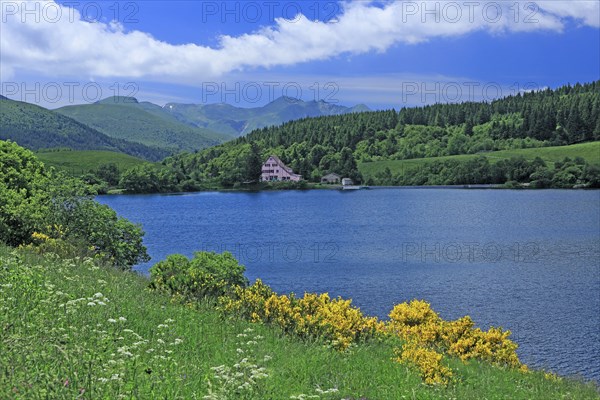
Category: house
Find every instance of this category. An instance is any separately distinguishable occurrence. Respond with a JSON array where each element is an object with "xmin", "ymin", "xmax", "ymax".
[
  {"xmin": 321, "ymin": 173, "xmax": 341, "ymax": 184},
  {"xmin": 260, "ymin": 155, "xmax": 302, "ymax": 182},
  {"xmin": 342, "ymin": 178, "xmax": 354, "ymax": 186}
]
